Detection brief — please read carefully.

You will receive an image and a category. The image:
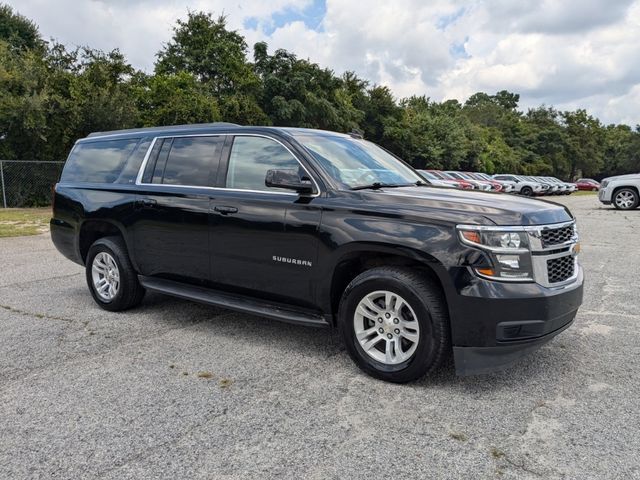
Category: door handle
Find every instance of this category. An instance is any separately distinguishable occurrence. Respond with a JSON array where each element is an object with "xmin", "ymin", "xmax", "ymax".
[{"xmin": 214, "ymin": 205, "xmax": 238, "ymax": 215}]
